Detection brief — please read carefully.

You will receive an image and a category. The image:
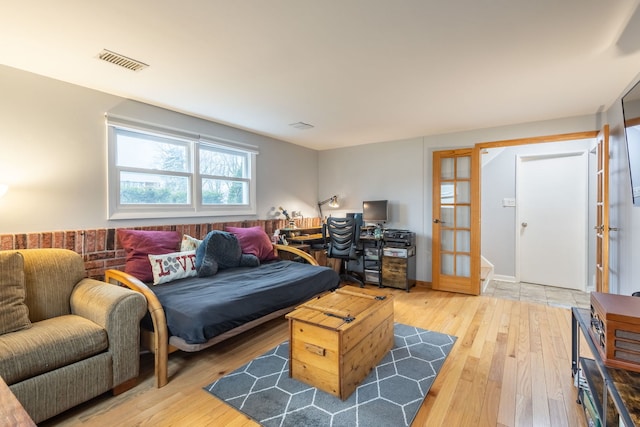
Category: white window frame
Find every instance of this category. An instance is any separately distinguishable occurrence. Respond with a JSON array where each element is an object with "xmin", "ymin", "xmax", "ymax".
[{"xmin": 107, "ymin": 116, "xmax": 258, "ymax": 220}]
